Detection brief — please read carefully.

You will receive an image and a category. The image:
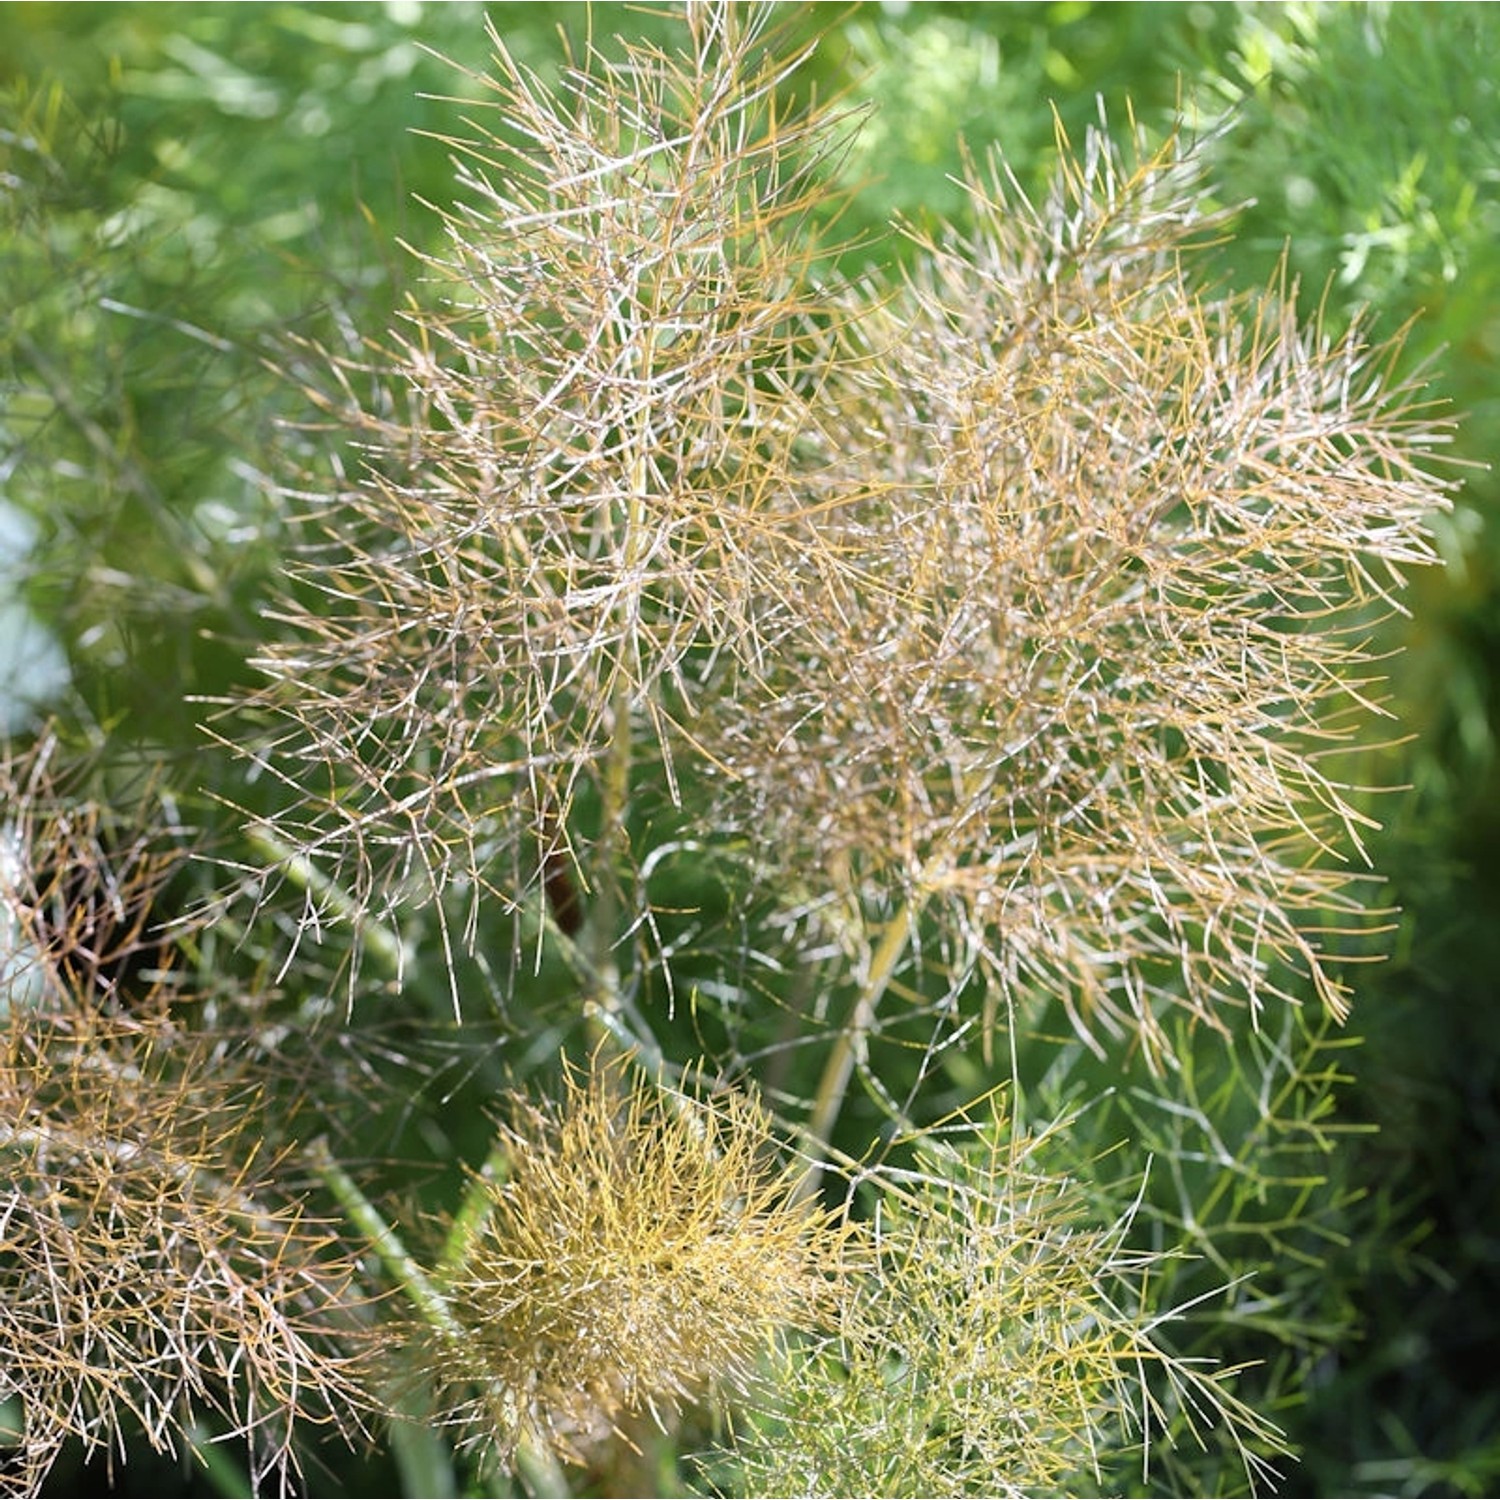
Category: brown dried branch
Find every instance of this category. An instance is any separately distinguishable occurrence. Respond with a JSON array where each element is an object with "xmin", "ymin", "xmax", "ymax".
[
  {"xmin": 706, "ymin": 120, "xmax": 1454, "ymax": 1066},
  {"xmin": 0, "ymin": 738, "xmax": 376, "ymax": 1498},
  {"xmin": 224, "ymin": 5, "xmax": 1451, "ymax": 1076},
  {"xmin": 217, "ymin": 4, "xmax": 860, "ymax": 982}
]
